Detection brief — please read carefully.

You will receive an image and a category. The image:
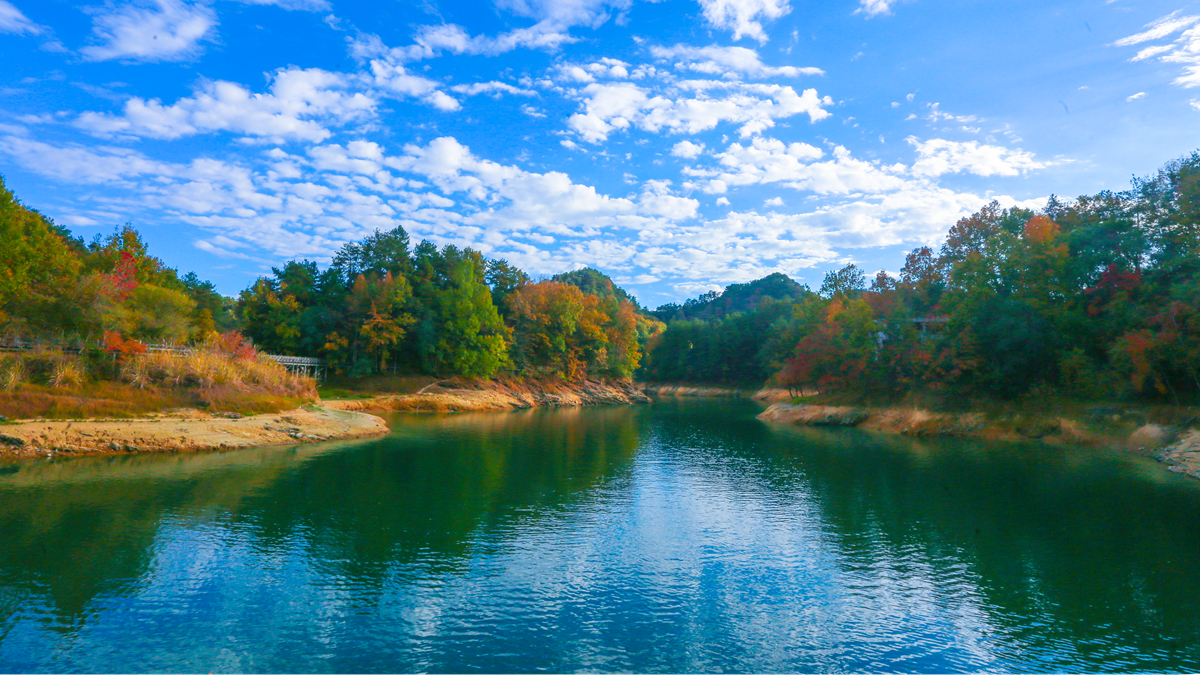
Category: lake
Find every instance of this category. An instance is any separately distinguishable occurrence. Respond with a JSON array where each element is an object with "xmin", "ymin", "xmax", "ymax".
[{"xmin": 1, "ymin": 399, "xmax": 1199, "ymax": 672}]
